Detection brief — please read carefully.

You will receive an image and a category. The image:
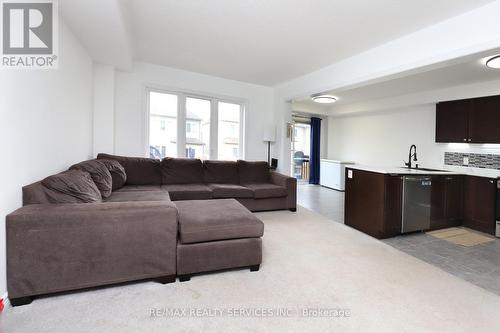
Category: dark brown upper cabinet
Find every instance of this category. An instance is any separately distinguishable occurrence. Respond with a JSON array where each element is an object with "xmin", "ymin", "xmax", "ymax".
[
  {"xmin": 469, "ymin": 95, "xmax": 500, "ymax": 143},
  {"xmin": 436, "ymin": 99, "xmax": 470, "ymax": 143},
  {"xmin": 436, "ymin": 94, "xmax": 500, "ymax": 144}
]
